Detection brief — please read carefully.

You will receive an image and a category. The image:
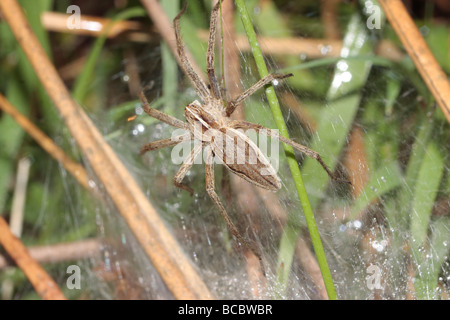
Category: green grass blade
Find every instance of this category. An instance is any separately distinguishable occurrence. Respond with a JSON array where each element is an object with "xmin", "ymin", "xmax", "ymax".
[
  {"xmin": 413, "ymin": 216, "xmax": 450, "ymax": 299},
  {"xmin": 408, "ymin": 142, "xmax": 445, "ymax": 299},
  {"xmin": 0, "ymin": 77, "xmax": 29, "ymax": 212},
  {"xmin": 350, "ymin": 162, "xmax": 402, "ymax": 219},
  {"xmin": 384, "ymin": 71, "xmax": 402, "ymax": 116},
  {"xmin": 71, "ymin": 7, "xmax": 147, "ymax": 103},
  {"xmin": 0, "ymin": 1, "xmax": 54, "ymax": 213},
  {"xmin": 0, "ymin": 157, "xmax": 13, "ymax": 214},
  {"xmin": 234, "ymin": 0, "xmax": 337, "ymax": 300},
  {"xmin": 385, "ymin": 116, "xmax": 434, "ymax": 236},
  {"xmin": 410, "ymin": 142, "xmax": 444, "ymax": 250}
]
